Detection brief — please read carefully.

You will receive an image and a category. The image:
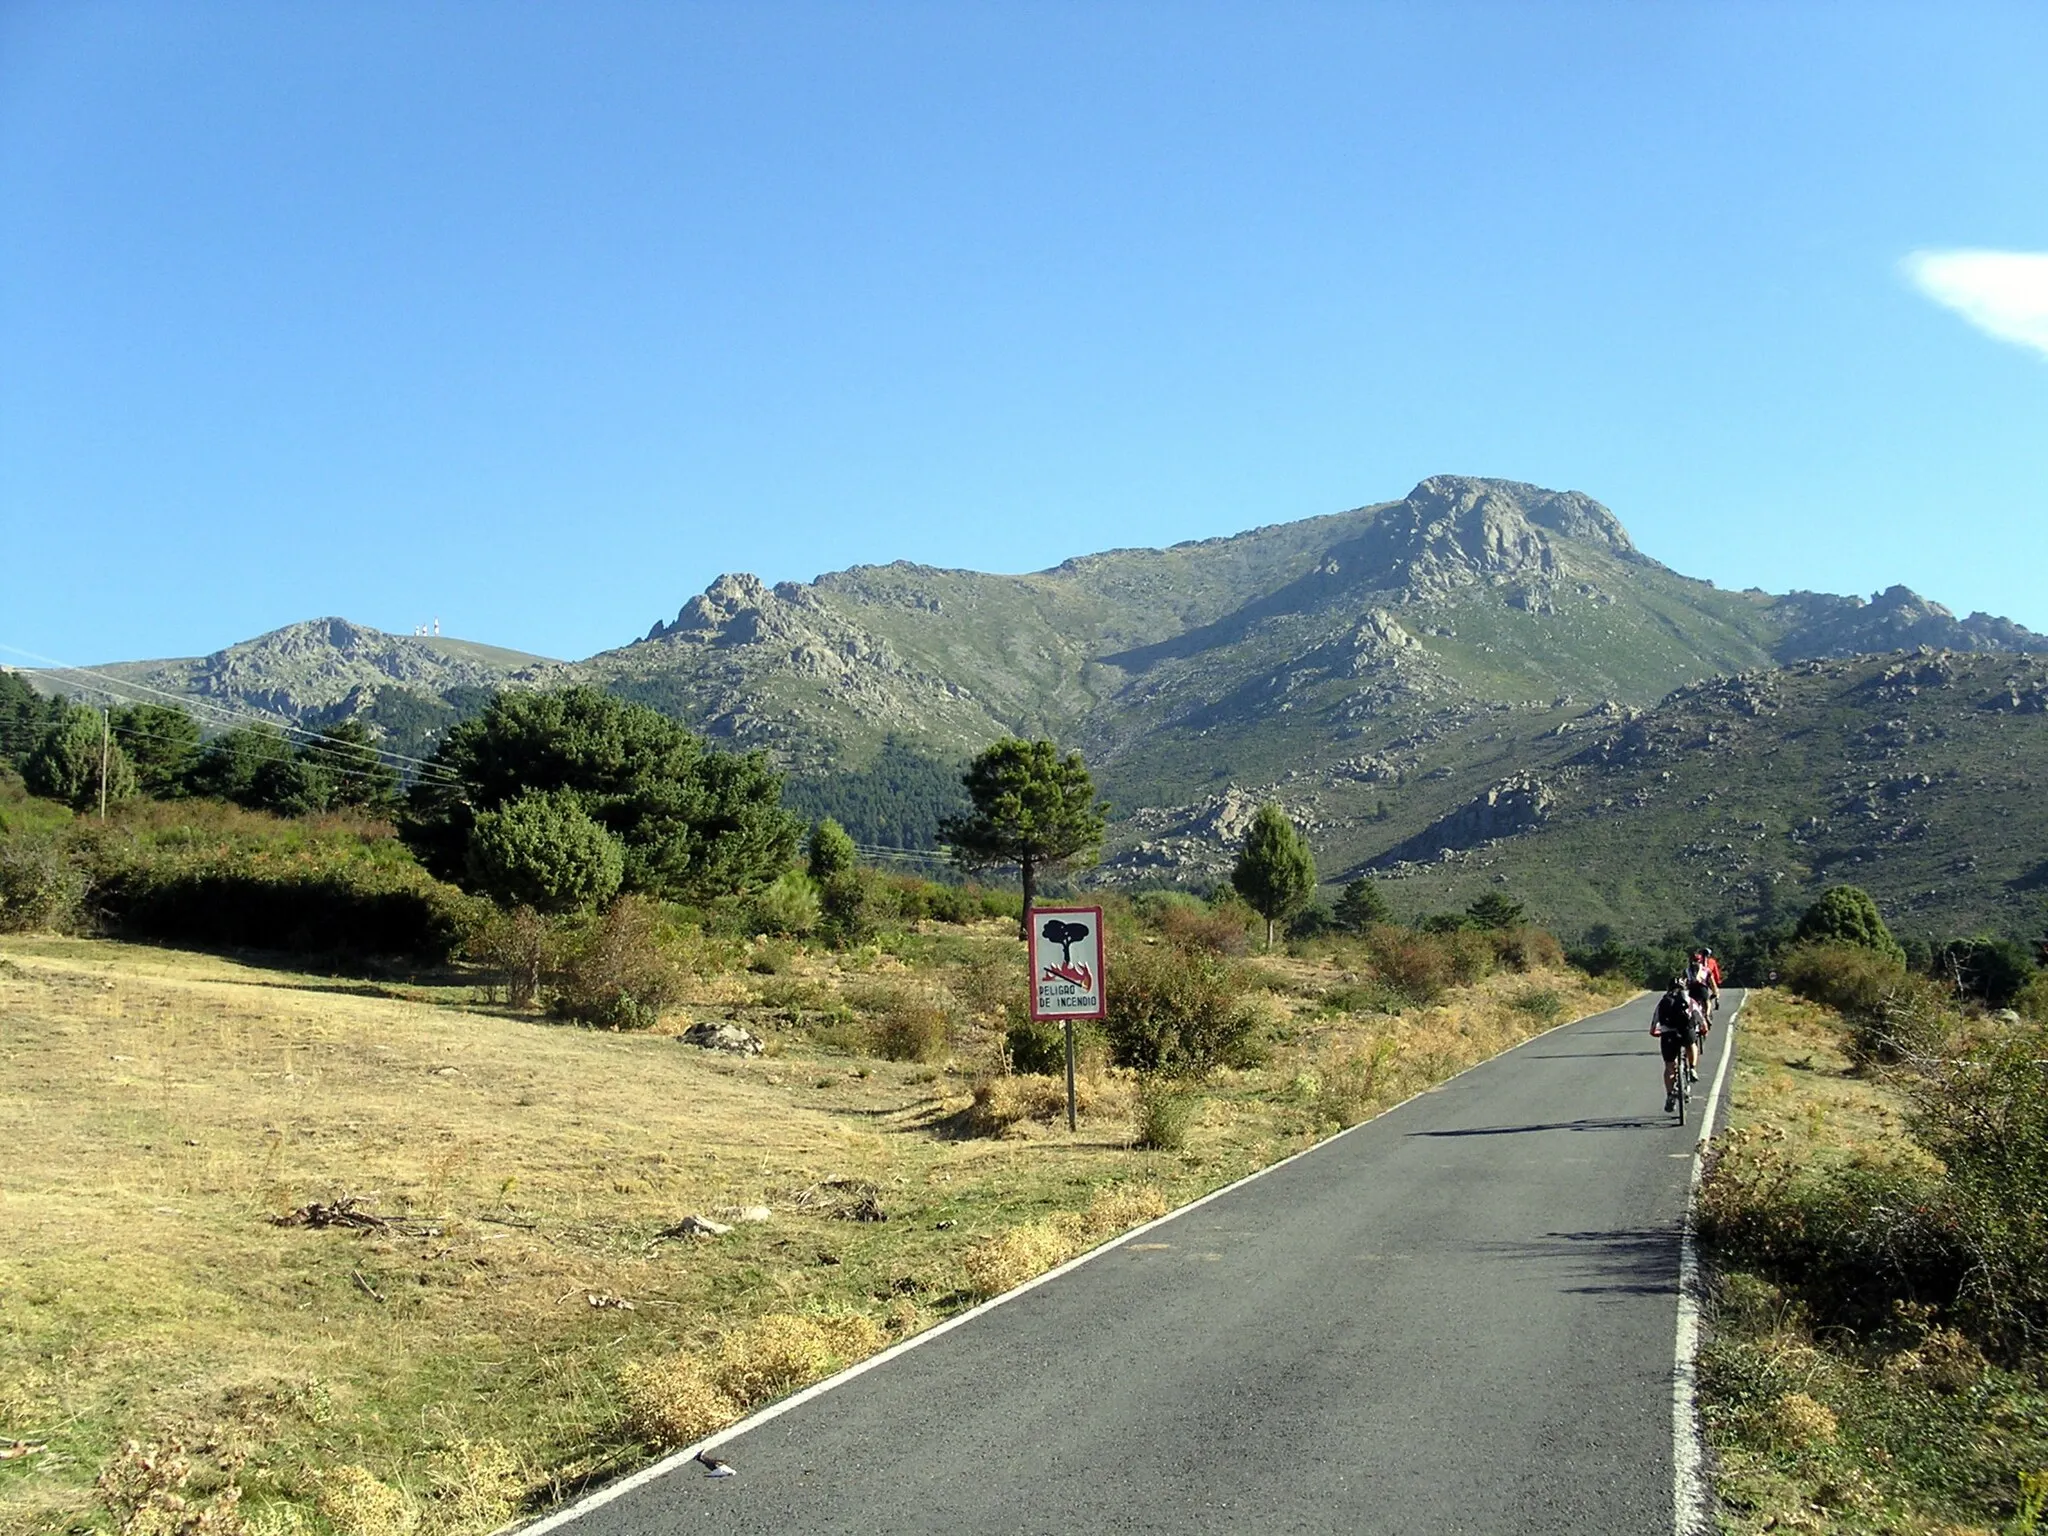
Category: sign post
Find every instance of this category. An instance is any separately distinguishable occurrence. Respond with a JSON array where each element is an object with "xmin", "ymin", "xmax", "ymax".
[{"xmin": 1026, "ymin": 906, "xmax": 1107, "ymax": 1132}]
